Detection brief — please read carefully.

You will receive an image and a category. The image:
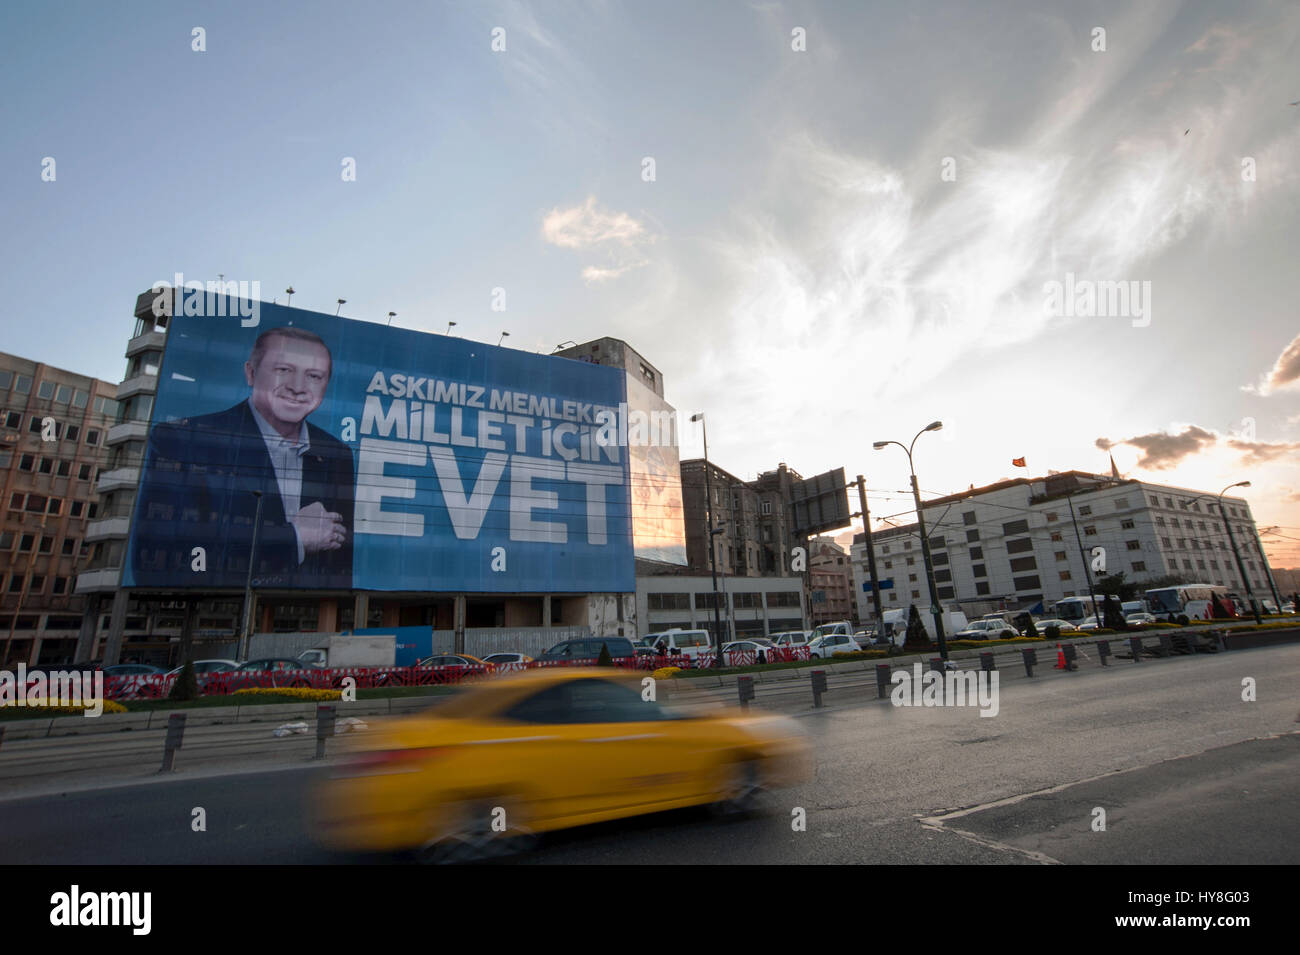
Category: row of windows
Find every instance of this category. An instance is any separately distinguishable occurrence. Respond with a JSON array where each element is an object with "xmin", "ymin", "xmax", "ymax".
[
  {"xmin": 648, "ymin": 591, "xmax": 801, "ymax": 611},
  {"xmin": 3, "ymin": 452, "xmax": 100, "ymax": 482},
  {"xmin": 0, "ymin": 371, "xmax": 117, "ymax": 414},
  {"xmin": 4, "ymin": 573, "xmax": 75, "ymax": 595},
  {"xmin": 6, "ymin": 493, "xmax": 97, "ymax": 519},
  {"xmin": 2, "ymin": 413, "xmax": 104, "ymax": 447},
  {"xmin": 0, "ymin": 530, "xmax": 88, "ymax": 557}
]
